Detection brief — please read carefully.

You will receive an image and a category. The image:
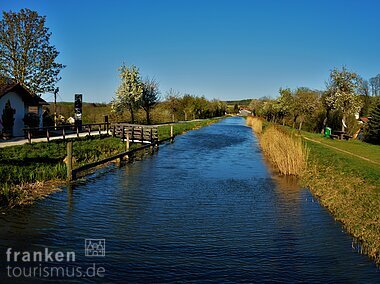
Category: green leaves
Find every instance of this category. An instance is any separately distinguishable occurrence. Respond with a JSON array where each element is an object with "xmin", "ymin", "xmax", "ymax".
[
  {"xmin": 324, "ymin": 67, "xmax": 363, "ymax": 116},
  {"xmin": 0, "ymin": 8, "xmax": 65, "ymax": 95}
]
